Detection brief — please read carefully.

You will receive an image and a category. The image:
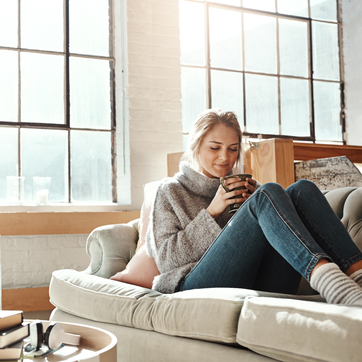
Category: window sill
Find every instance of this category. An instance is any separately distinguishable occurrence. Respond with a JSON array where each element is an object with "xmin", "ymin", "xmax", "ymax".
[
  {"xmin": 0, "ymin": 202, "xmax": 129, "ymax": 213},
  {"xmin": 0, "ymin": 208, "xmax": 140, "ymax": 236}
]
